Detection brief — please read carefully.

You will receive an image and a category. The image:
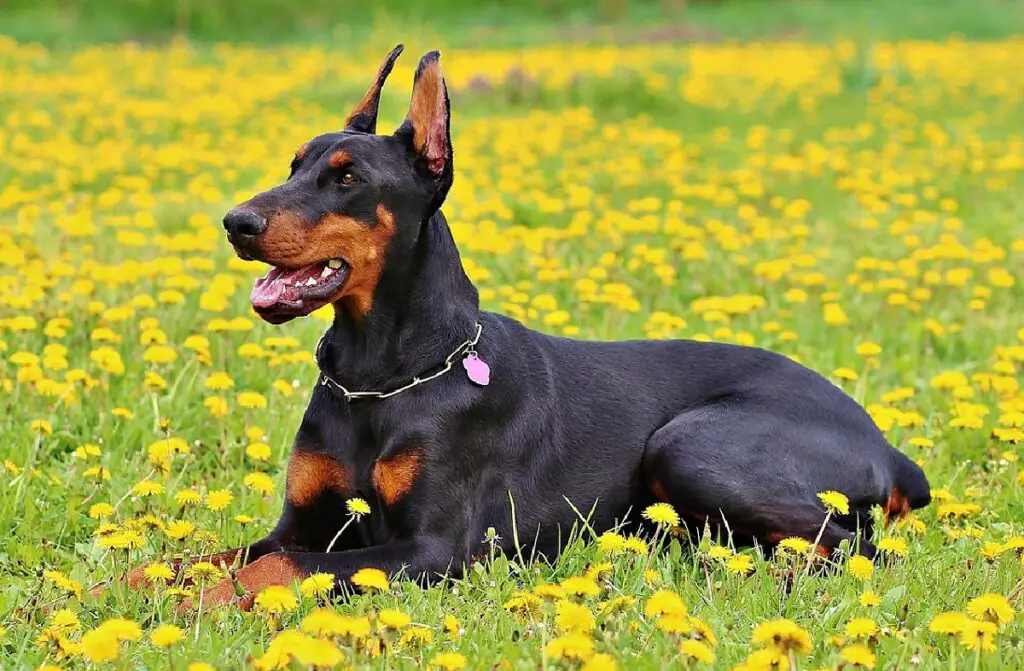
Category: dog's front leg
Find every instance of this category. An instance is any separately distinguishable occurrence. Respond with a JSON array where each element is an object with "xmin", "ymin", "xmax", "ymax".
[
  {"xmin": 124, "ymin": 533, "xmax": 283, "ymax": 590},
  {"xmin": 195, "ymin": 538, "xmax": 461, "ymax": 610}
]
